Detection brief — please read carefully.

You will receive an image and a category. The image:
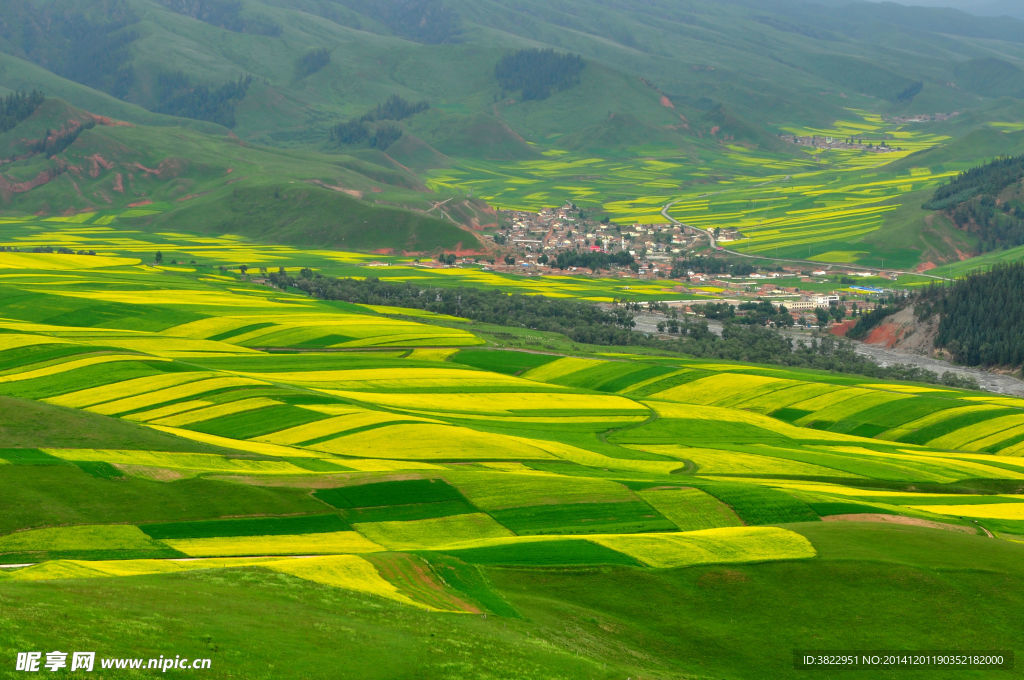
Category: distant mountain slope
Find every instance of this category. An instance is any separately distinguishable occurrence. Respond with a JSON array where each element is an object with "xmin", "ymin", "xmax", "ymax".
[
  {"xmin": 2, "ymin": 0, "xmax": 1024, "ymax": 157},
  {"xmin": 0, "ymin": 98, "xmax": 480, "ymax": 253},
  {"xmin": 924, "ymin": 155, "xmax": 1024, "ymax": 252}
]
